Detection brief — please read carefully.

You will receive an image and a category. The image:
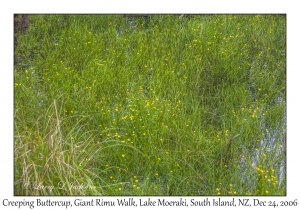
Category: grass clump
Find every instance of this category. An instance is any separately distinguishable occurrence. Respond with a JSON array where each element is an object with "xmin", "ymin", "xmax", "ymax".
[{"xmin": 14, "ymin": 14, "xmax": 286, "ymax": 195}]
